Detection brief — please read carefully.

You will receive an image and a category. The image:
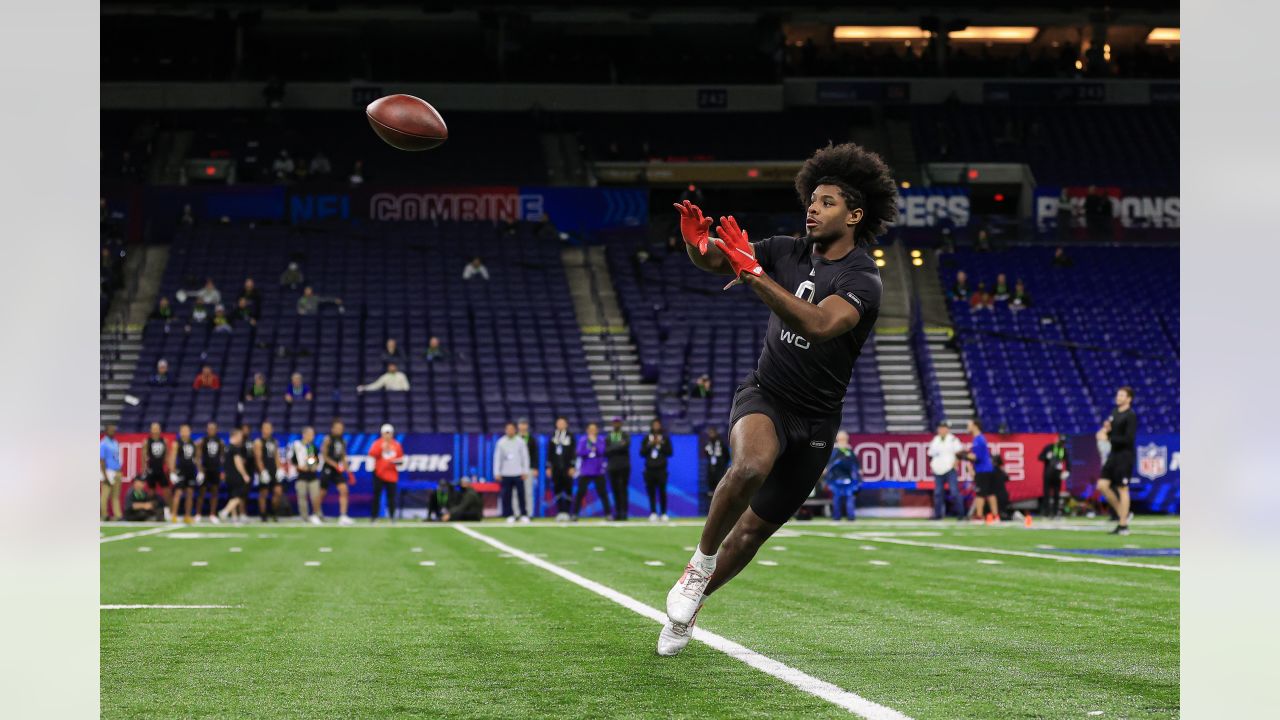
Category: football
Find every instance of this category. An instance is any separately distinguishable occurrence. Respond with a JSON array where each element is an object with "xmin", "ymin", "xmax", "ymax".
[{"xmin": 365, "ymin": 94, "xmax": 448, "ymax": 151}]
